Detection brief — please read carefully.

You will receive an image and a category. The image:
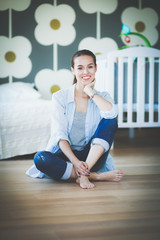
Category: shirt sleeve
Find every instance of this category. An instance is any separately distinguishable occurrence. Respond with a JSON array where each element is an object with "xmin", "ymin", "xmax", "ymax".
[
  {"xmin": 98, "ymin": 91, "xmax": 118, "ymax": 119},
  {"xmin": 46, "ymin": 92, "xmax": 70, "ymax": 152}
]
